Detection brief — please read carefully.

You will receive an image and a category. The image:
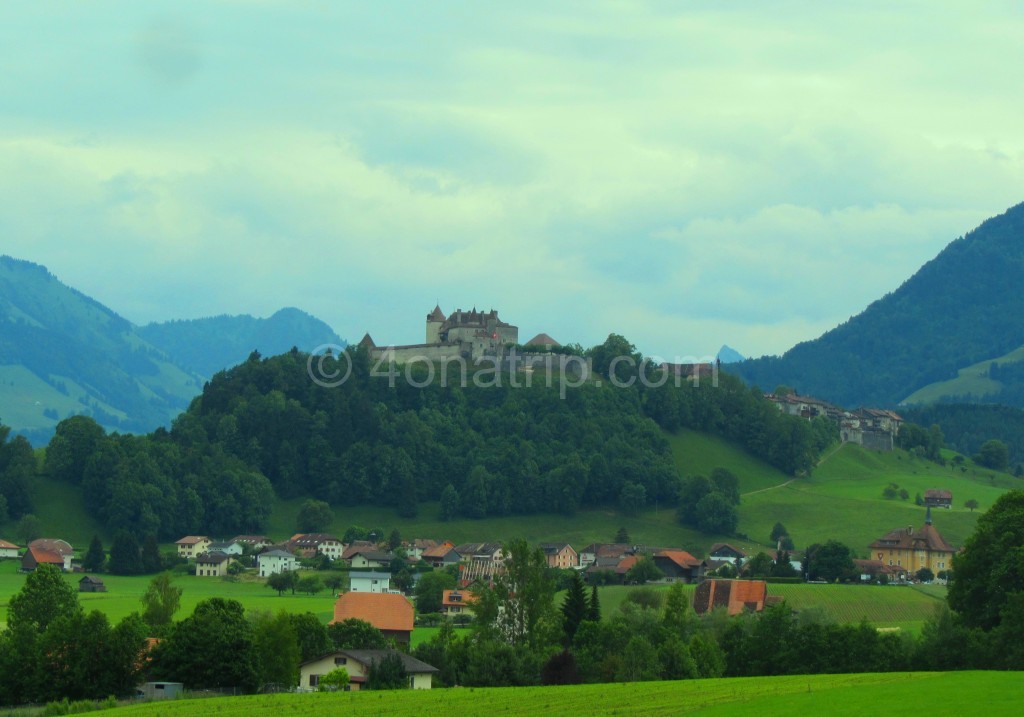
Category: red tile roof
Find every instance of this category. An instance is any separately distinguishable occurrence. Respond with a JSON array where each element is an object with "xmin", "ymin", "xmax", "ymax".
[{"xmin": 332, "ymin": 593, "xmax": 414, "ymax": 632}]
